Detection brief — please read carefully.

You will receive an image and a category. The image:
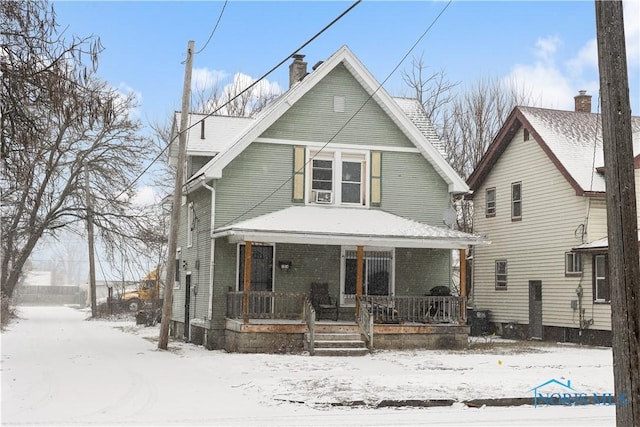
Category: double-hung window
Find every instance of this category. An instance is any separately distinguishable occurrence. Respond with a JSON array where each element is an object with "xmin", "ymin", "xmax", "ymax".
[
  {"xmin": 309, "ymin": 150, "xmax": 367, "ymax": 206},
  {"xmin": 495, "ymin": 260, "xmax": 507, "ymax": 290},
  {"xmin": 311, "ymin": 158, "xmax": 333, "ymax": 203},
  {"xmin": 594, "ymin": 254, "xmax": 610, "ymax": 303},
  {"xmin": 512, "ymin": 182, "xmax": 522, "ymax": 220},
  {"xmin": 565, "ymin": 252, "xmax": 583, "ymax": 276},
  {"xmin": 486, "ymin": 187, "xmax": 496, "ymax": 217}
]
